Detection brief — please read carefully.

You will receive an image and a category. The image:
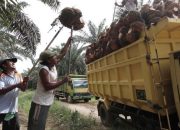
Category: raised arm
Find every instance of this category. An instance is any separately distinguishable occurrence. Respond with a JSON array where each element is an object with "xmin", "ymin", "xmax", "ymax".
[{"xmin": 57, "ymin": 37, "xmax": 72, "ymax": 62}]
